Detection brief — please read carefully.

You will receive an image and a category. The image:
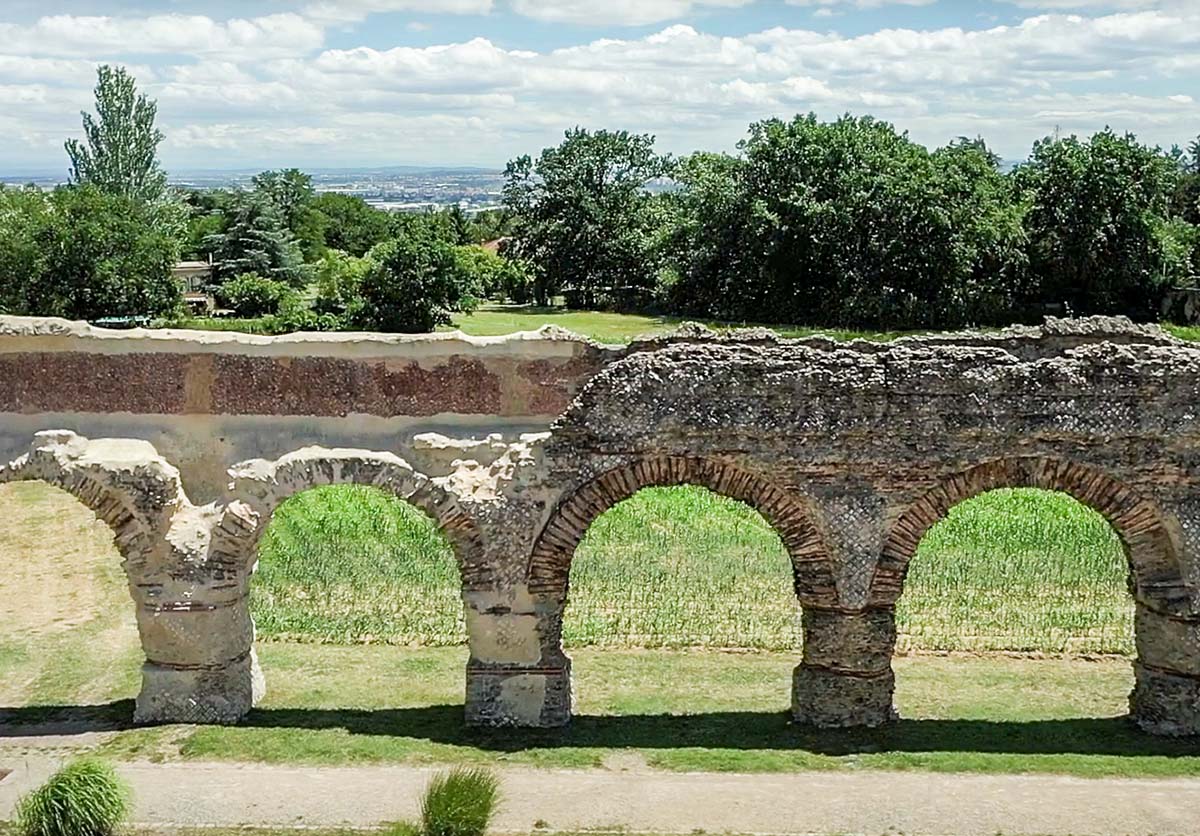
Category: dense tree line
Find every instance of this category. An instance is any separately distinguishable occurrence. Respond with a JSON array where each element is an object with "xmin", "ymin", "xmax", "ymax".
[
  {"xmin": 509, "ymin": 120, "xmax": 1200, "ymax": 330},
  {"xmin": 2, "ymin": 64, "xmax": 1198, "ymax": 333}
]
